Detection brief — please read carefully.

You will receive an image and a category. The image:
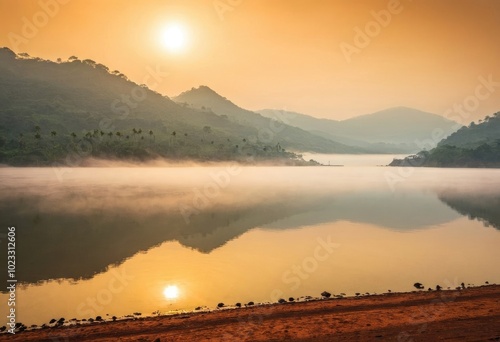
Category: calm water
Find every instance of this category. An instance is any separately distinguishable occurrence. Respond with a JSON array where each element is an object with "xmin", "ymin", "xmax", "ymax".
[{"xmin": 0, "ymin": 163, "xmax": 499, "ymax": 326}]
